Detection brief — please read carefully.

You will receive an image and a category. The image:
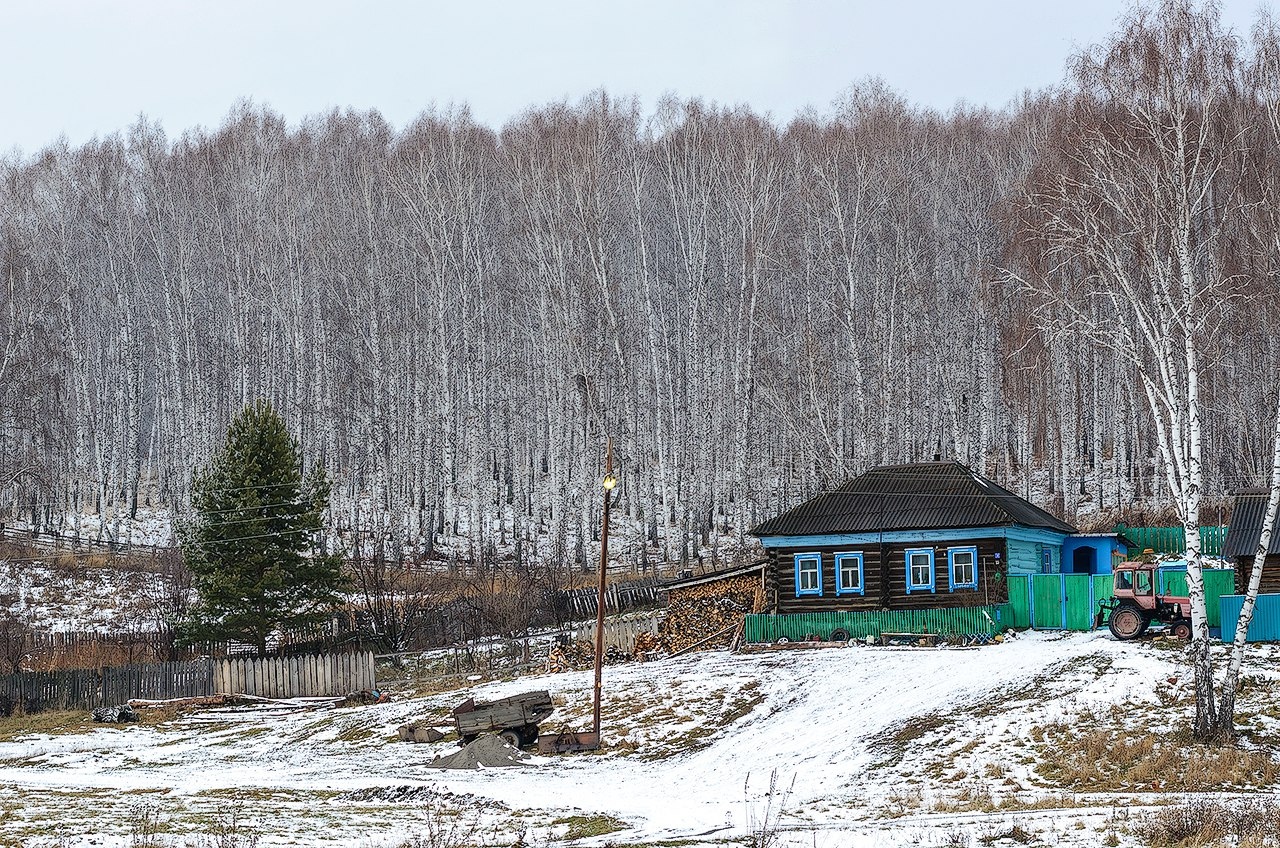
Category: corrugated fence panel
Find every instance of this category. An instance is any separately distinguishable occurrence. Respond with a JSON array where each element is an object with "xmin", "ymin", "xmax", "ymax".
[
  {"xmin": 1064, "ymin": 574, "xmax": 1095, "ymax": 630},
  {"xmin": 1011, "ymin": 569, "xmax": 1231, "ymax": 632},
  {"xmin": 1218, "ymin": 594, "xmax": 1280, "ymax": 642},
  {"xmin": 1007, "ymin": 576, "xmax": 1031, "ymax": 629},
  {"xmin": 1032, "ymin": 575, "xmax": 1064, "ymax": 629},
  {"xmin": 743, "ymin": 604, "xmax": 1011, "ymax": 643},
  {"xmin": 1153, "ymin": 568, "xmax": 1233, "ymax": 627},
  {"xmin": 1205, "ymin": 570, "xmax": 1234, "ymax": 627},
  {"xmin": 1092, "ymin": 574, "xmax": 1114, "ymax": 606}
]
